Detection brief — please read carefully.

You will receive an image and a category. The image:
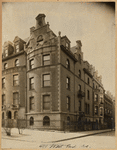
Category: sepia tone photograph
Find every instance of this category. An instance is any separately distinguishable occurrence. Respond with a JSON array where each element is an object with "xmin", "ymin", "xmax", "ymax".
[{"xmin": 1, "ymin": 1, "xmax": 116, "ymax": 149}]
